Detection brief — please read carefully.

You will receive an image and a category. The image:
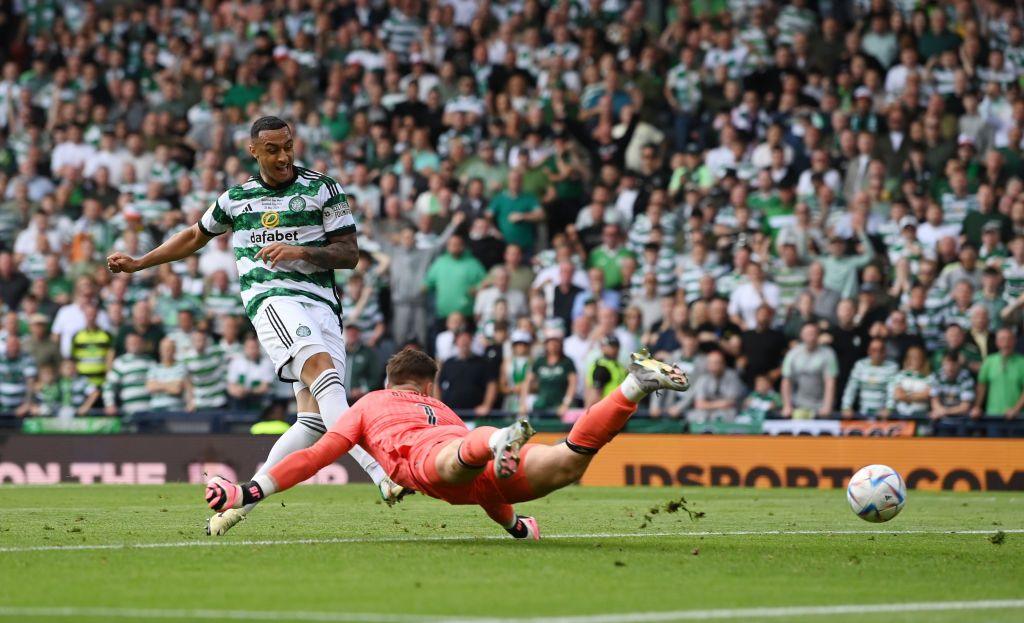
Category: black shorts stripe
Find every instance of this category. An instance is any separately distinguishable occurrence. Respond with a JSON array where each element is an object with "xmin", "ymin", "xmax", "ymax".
[
  {"xmin": 266, "ymin": 304, "xmax": 293, "ymax": 348},
  {"xmin": 263, "ymin": 306, "xmax": 290, "ymax": 348}
]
